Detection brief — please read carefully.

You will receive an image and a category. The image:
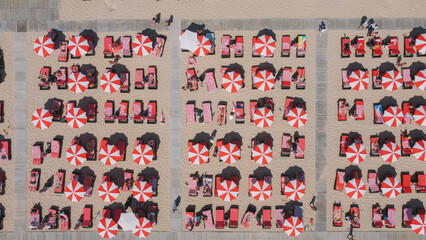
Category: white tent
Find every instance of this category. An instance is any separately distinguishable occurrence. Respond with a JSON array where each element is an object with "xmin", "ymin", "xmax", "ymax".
[
  {"xmin": 179, "ymin": 30, "xmax": 198, "ymax": 52},
  {"xmin": 118, "ymin": 212, "xmax": 139, "ymax": 231}
]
